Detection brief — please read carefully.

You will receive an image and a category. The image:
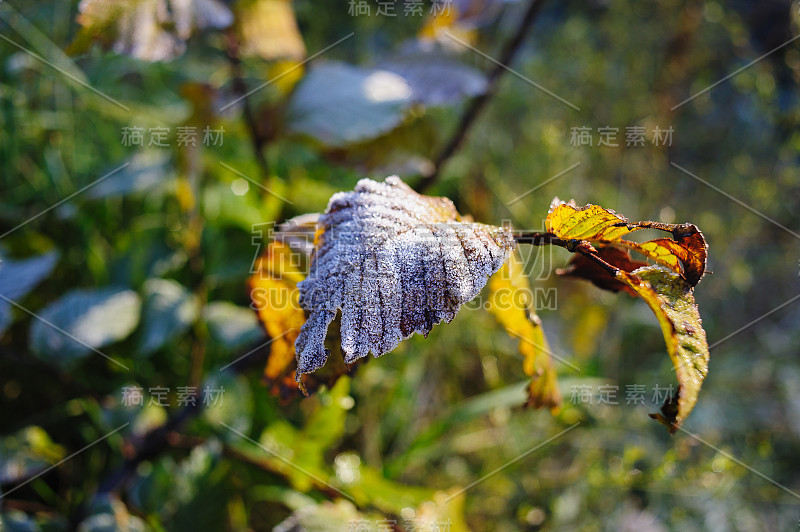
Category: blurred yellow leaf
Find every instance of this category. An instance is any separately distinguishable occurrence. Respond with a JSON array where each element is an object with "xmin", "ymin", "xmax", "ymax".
[
  {"xmin": 487, "ymin": 252, "xmax": 561, "ymax": 412},
  {"xmin": 236, "ymin": 0, "xmax": 306, "ymax": 61},
  {"xmin": 266, "ymin": 60, "xmax": 306, "ymax": 95},
  {"xmin": 175, "ymin": 177, "xmax": 195, "ymax": 211},
  {"xmin": 248, "ymin": 241, "xmax": 306, "ymax": 381},
  {"xmin": 414, "ymin": 489, "xmax": 472, "ymax": 532},
  {"xmin": 419, "ymin": 4, "xmax": 477, "ymax": 49},
  {"xmin": 569, "ymin": 302, "xmax": 608, "ymax": 359}
]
